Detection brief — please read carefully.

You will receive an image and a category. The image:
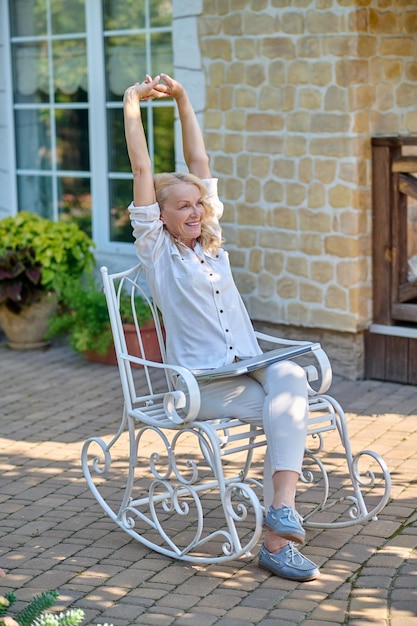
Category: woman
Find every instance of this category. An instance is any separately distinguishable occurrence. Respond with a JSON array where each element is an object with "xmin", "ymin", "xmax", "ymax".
[{"xmin": 124, "ymin": 73, "xmax": 320, "ymax": 582}]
